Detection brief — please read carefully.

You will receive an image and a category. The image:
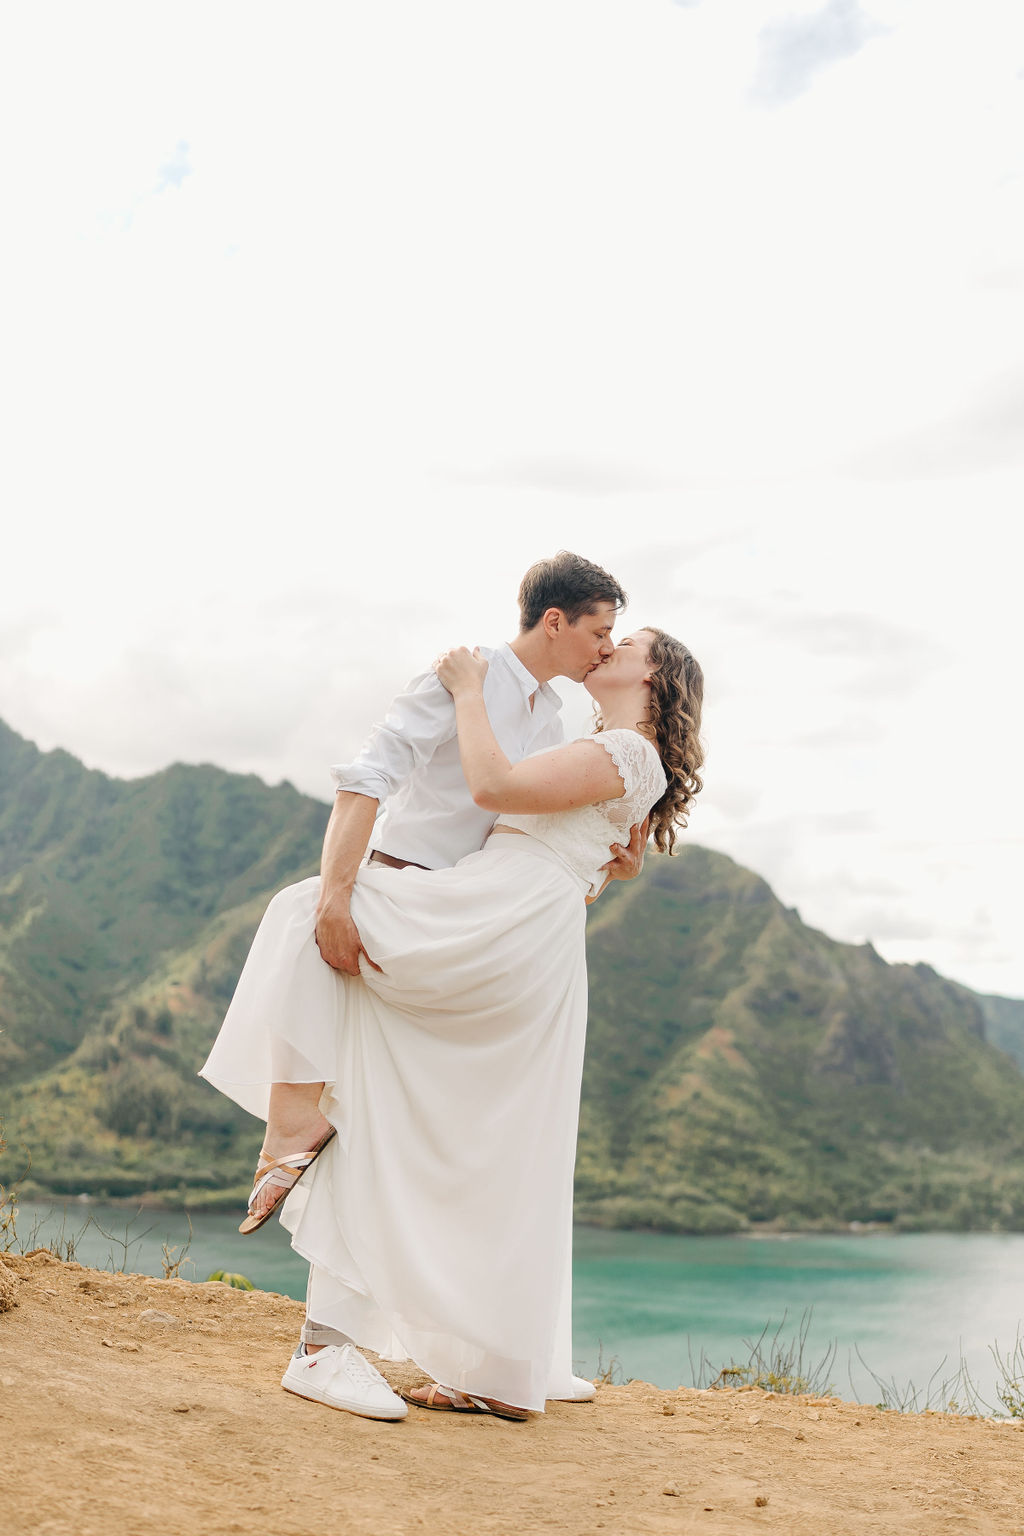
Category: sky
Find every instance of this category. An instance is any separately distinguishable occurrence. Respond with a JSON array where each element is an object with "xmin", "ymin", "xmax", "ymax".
[{"xmin": 2, "ymin": 0, "xmax": 1022, "ymax": 999}]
